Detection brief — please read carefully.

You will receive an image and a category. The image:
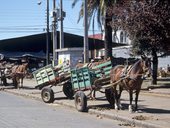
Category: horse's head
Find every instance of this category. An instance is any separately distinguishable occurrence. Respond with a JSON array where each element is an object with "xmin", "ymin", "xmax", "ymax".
[{"xmin": 141, "ymin": 55, "xmax": 151, "ymax": 74}]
